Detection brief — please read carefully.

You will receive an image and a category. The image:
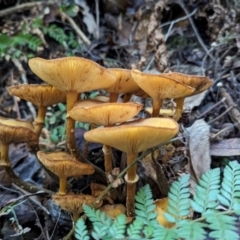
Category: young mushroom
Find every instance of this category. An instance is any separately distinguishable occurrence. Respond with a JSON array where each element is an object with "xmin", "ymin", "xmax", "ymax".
[
  {"xmin": 37, "ymin": 151, "xmax": 94, "ymax": 195},
  {"xmin": 28, "ymin": 57, "xmax": 116, "ymax": 158},
  {"xmin": 52, "ymin": 193, "xmax": 103, "ymax": 222},
  {"xmin": 162, "ymin": 72, "xmax": 213, "ymax": 120},
  {"xmin": 8, "ymin": 84, "xmax": 66, "ymax": 137},
  {"xmin": 84, "ymin": 117, "xmax": 179, "ymax": 217},
  {"xmin": 69, "ymin": 100, "xmax": 143, "ymax": 173},
  {"xmin": 131, "ymin": 69, "xmax": 195, "ymax": 118}
]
